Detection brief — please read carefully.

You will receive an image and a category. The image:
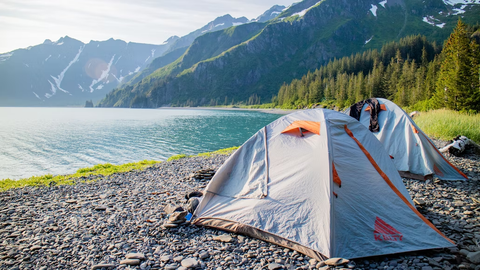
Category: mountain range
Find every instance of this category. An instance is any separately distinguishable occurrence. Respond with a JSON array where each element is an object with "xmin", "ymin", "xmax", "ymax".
[
  {"xmin": 1, "ymin": 0, "xmax": 479, "ymax": 107},
  {"xmin": 0, "ymin": 11, "xmax": 274, "ymax": 106}
]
